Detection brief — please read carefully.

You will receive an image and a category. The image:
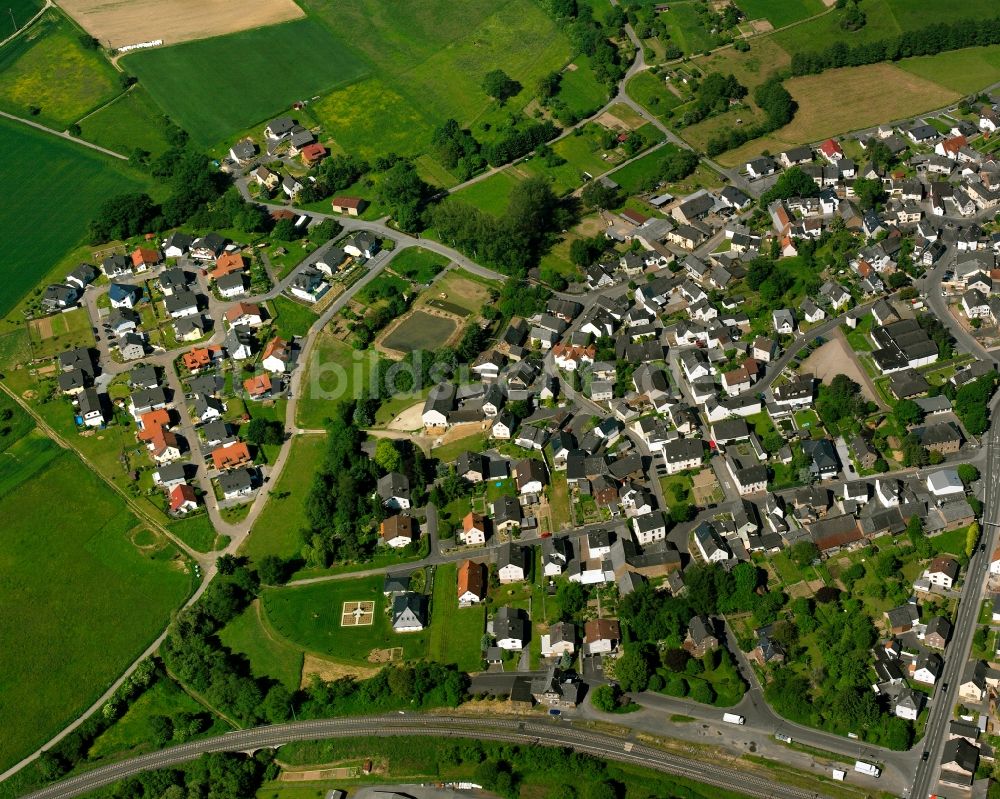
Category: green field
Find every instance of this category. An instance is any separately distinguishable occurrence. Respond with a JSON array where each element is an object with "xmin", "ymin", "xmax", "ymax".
[
  {"xmin": 0, "ymin": 10, "xmax": 120, "ymax": 128},
  {"xmin": 0, "ymin": 117, "xmax": 152, "ymax": 317},
  {"xmin": 389, "ymin": 248, "xmax": 449, "ymax": 283},
  {"xmin": 772, "ymin": 0, "xmax": 1000, "ymax": 55},
  {"xmin": 296, "ymin": 333, "xmax": 371, "ymax": 428},
  {"xmin": 78, "ymin": 86, "xmax": 172, "ymax": 157},
  {"xmin": 243, "ymin": 433, "xmax": 327, "ymax": 561},
  {"xmin": 555, "ymin": 56, "xmax": 609, "ymax": 118},
  {"xmin": 625, "ymin": 72, "xmax": 686, "ymax": 121},
  {"xmin": 736, "ymin": 0, "xmax": 826, "ymax": 28},
  {"xmin": 219, "ymin": 601, "xmax": 304, "ymax": 689},
  {"xmin": 124, "ymin": 18, "xmax": 370, "ymax": 145},
  {"xmin": 271, "ymin": 296, "xmax": 319, "ymax": 339},
  {"xmin": 0, "ymin": 430, "xmax": 61, "ymax": 497},
  {"xmin": 0, "ymin": 434, "xmax": 191, "ymax": 770},
  {"xmin": 167, "ymin": 514, "xmax": 224, "ymax": 553},
  {"xmin": 608, "ymin": 143, "xmax": 681, "ymax": 193},
  {"xmin": 658, "ymin": 2, "xmax": 718, "ymax": 54},
  {"xmin": 427, "ymin": 562, "xmax": 485, "ymax": 672},
  {"xmin": 449, "ymin": 169, "xmax": 522, "ymax": 215},
  {"xmin": 262, "ymin": 575, "xmax": 430, "ymax": 664},
  {"xmin": 4, "ymin": 0, "xmax": 44, "ymax": 32},
  {"xmin": 896, "ymin": 44, "xmax": 1000, "ymax": 94}
]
